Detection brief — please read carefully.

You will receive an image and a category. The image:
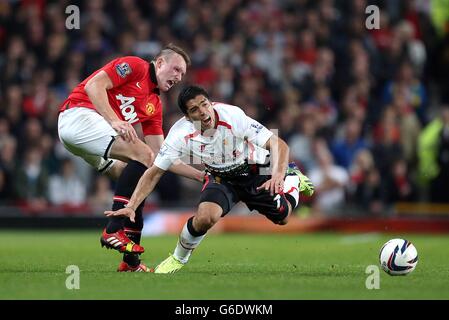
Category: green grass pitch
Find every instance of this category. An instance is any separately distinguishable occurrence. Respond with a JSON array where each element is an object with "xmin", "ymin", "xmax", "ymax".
[{"xmin": 1, "ymin": 230, "xmax": 449, "ymax": 299}]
